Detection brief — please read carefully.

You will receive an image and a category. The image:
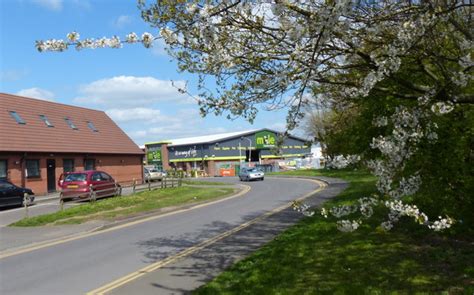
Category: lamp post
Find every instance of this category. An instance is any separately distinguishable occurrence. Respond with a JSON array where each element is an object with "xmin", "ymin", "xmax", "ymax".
[{"xmin": 241, "ymin": 137, "xmax": 252, "ymax": 163}]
